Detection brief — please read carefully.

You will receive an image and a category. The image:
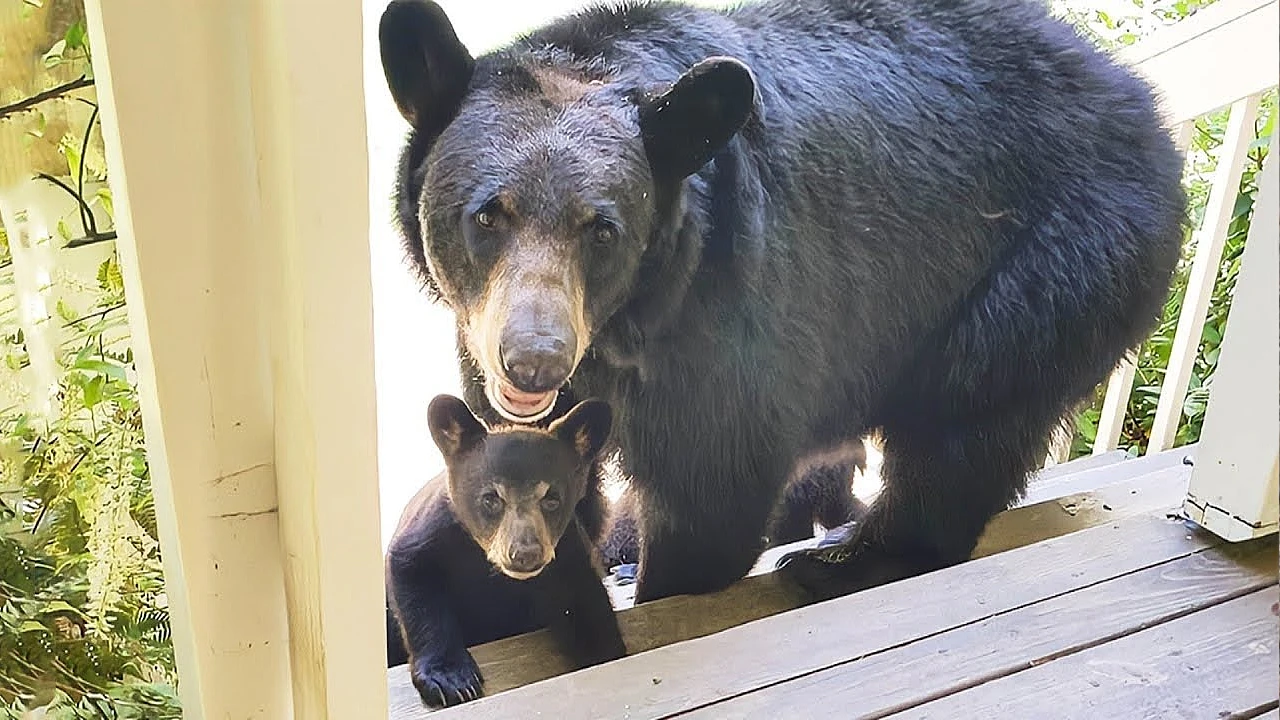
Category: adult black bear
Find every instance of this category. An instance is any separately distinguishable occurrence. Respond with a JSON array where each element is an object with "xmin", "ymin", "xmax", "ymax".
[
  {"xmin": 385, "ymin": 395, "xmax": 625, "ymax": 707},
  {"xmin": 379, "ymin": 0, "xmax": 1185, "ymax": 604}
]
